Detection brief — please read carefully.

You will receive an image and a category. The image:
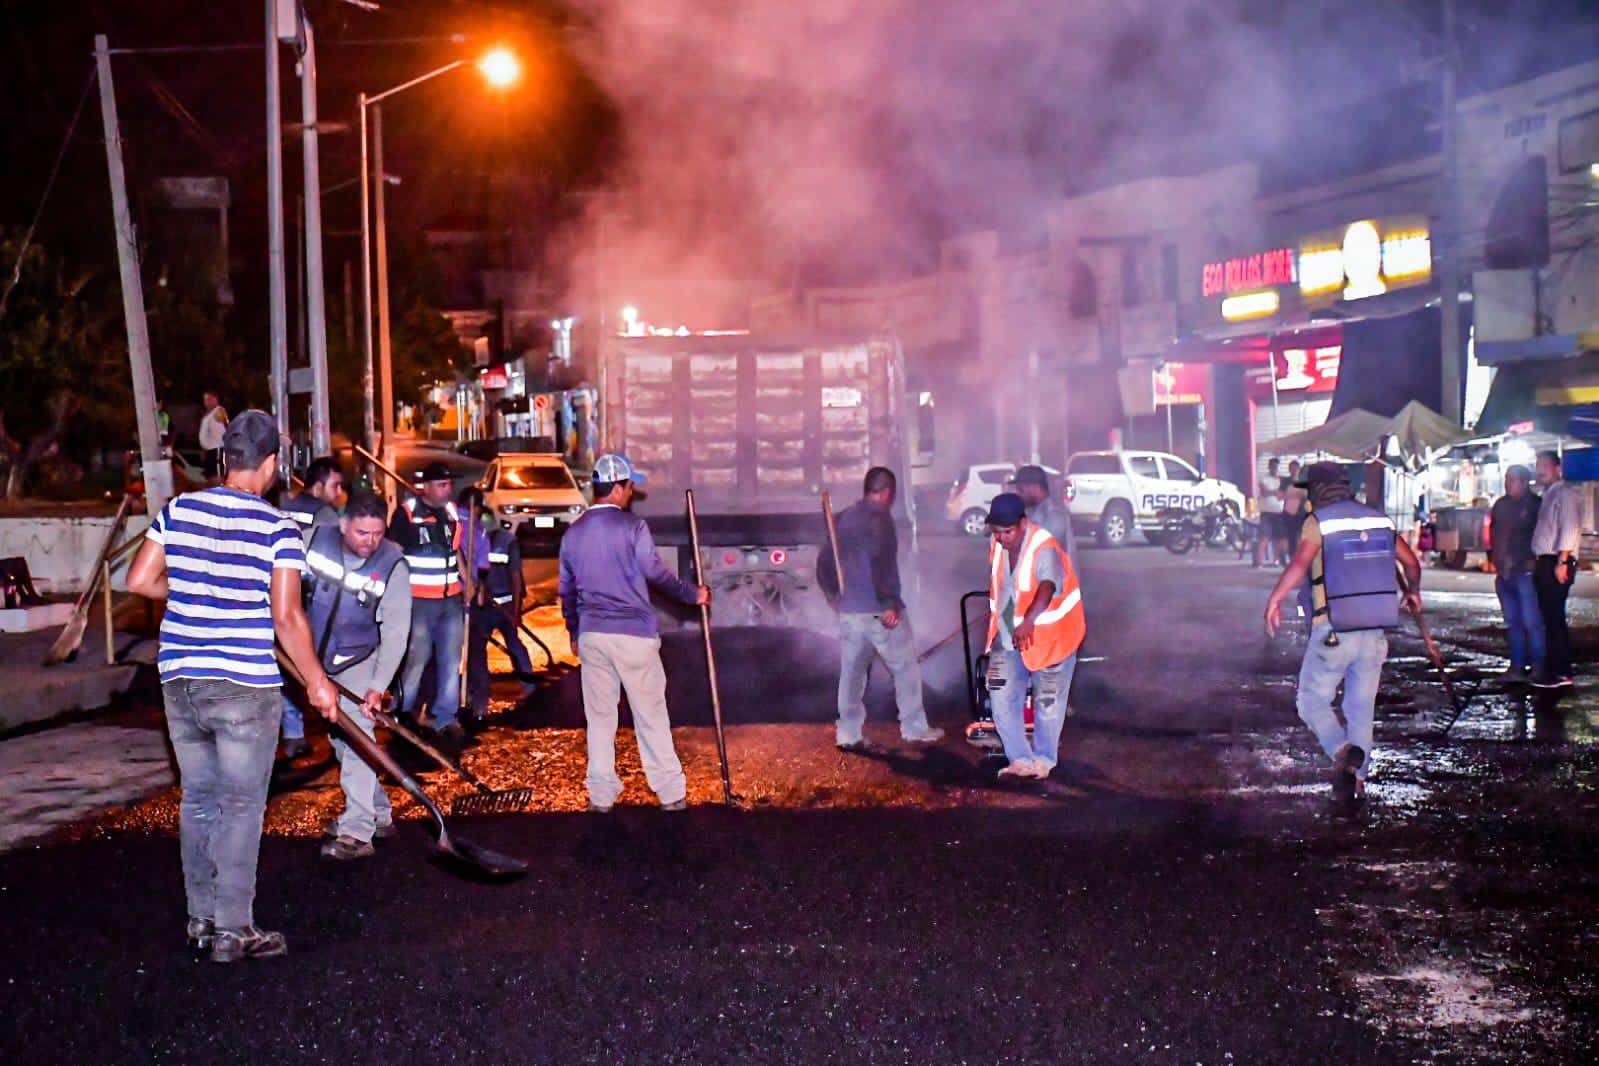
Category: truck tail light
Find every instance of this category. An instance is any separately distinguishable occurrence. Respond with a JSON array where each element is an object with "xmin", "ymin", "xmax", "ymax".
[
  {"xmin": 722, "ymin": 551, "xmax": 739, "ymax": 566},
  {"xmin": 1063, "ymin": 477, "xmax": 1077, "ymax": 503},
  {"xmin": 770, "ymin": 549, "xmax": 787, "ymax": 566}
]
